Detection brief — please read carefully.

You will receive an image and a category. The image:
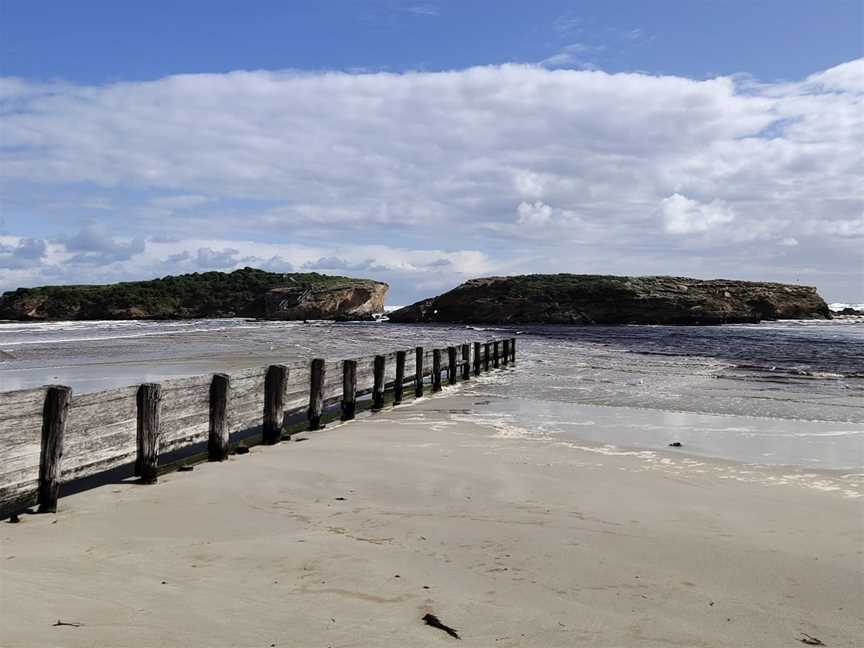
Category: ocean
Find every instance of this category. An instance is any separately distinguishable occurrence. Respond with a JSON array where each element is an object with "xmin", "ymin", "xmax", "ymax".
[{"xmin": 1, "ymin": 317, "xmax": 861, "ymax": 472}]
